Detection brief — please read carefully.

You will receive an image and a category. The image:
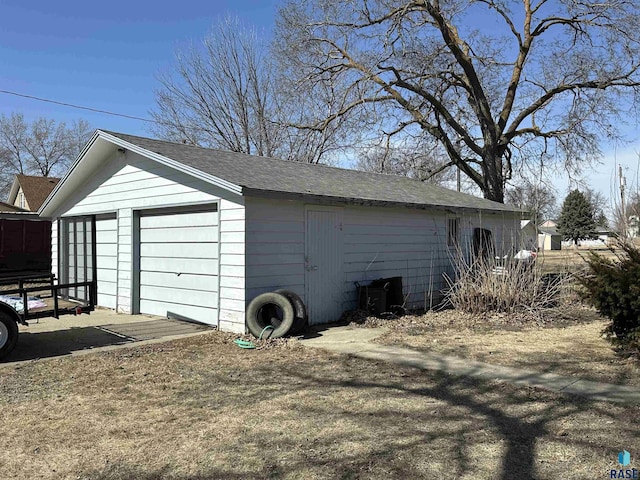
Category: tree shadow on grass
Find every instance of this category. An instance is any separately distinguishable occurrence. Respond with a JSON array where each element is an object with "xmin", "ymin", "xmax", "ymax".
[{"xmin": 80, "ymin": 352, "xmax": 638, "ymax": 480}]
